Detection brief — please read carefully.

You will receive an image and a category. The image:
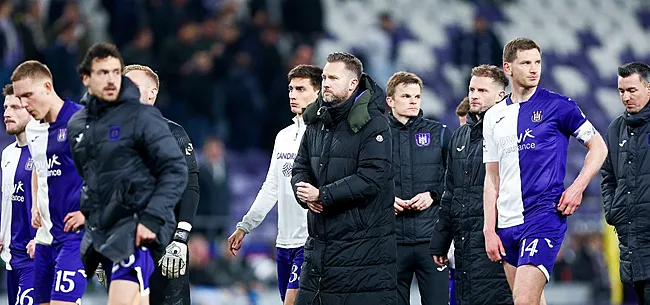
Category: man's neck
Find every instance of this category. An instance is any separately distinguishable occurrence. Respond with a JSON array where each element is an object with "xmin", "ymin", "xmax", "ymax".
[
  {"xmin": 510, "ymin": 85, "xmax": 537, "ymax": 104},
  {"xmin": 15, "ymin": 132, "xmax": 27, "ymax": 147},
  {"xmin": 43, "ymin": 96, "xmax": 65, "ymax": 123}
]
